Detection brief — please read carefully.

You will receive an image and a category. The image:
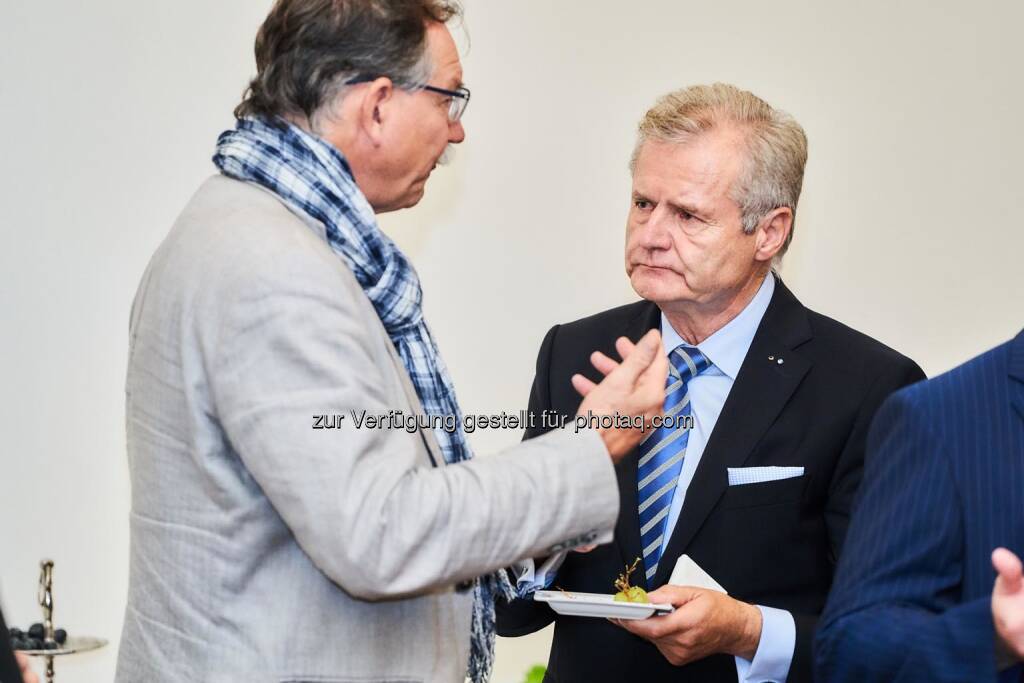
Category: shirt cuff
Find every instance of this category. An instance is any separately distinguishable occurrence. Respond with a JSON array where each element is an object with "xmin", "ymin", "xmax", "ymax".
[
  {"xmin": 733, "ymin": 605, "xmax": 795, "ymax": 683},
  {"xmin": 513, "ymin": 550, "xmax": 569, "ymax": 596}
]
